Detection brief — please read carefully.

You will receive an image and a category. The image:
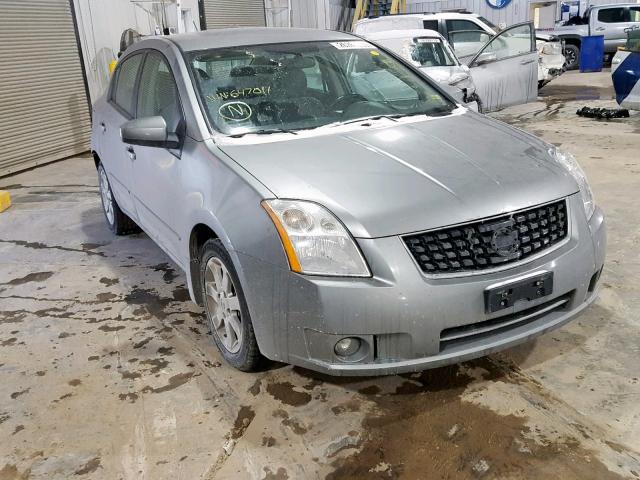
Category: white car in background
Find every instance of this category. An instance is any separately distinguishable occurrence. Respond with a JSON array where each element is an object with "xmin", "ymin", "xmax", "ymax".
[
  {"xmin": 362, "ymin": 22, "xmax": 539, "ymax": 113},
  {"xmin": 362, "ymin": 29, "xmax": 480, "ymax": 111},
  {"xmin": 536, "ymin": 33, "xmax": 566, "ymax": 88},
  {"xmin": 355, "ymin": 12, "xmax": 565, "ymax": 88}
]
